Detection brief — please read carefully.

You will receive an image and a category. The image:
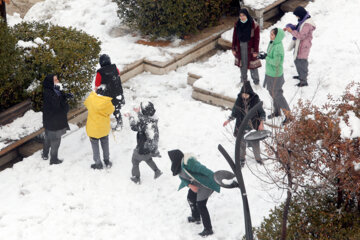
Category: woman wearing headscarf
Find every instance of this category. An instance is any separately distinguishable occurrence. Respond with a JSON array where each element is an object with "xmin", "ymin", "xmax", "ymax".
[
  {"xmin": 168, "ymin": 150, "xmax": 220, "ymax": 237},
  {"xmin": 223, "ymin": 81, "xmax": 265, "ymax": 166},
  {"xmin": 263, "ymin": 28, "xmax": 290, "ymax": 123},
  {"xmin": 285, "ymin": 6, "xmax": 316, "ymax": 87},
  {"xmin": 42, "ymin": 74, "xmax": 70, "ymax": 165},
  {"xmin": 232, "ymin": 8, "xmax": 261, "ymax": 86}
]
